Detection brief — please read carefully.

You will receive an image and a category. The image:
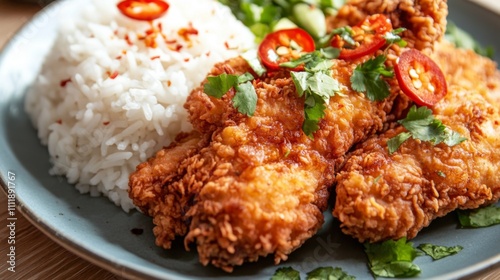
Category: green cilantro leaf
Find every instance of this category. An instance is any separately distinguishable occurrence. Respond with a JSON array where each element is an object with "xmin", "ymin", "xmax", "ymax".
[
  {"xmin": 303, "ymin": 95, "xmax": 327, "ymax": 136},
  {"xmin": 203, "ymin": 72, "xmax": 257, "ymax": 116},
  {"xmin": 351, "ymin": 55, "xmax": 393, "ymax": 101},
  {"xmin": 457, "ymin": 205, "xmax": 500, "ymax": 228},
  {"xmin": 388, "ymin": 106, "xmax": 467, "ymax": 154},
  {"xmin": 306, "ymin": 266, "xmax": 355, "ymax": 280},
  {"xmin": 384, "ymin": 27, "xmax": 408, "ymax": 47},
  {"xmin": 291, "ymin": 71, "xmax": 310, "ymax": 97},
  {"xmin": 271, "ymin": 266, "xmax": 301, "ymax": 280},
  {"xmin": 237, "ymin": 72, "xmax": 256, "ymax": 84},
  {"xmin": 317, "ymin": 26, "xmax": 354, "ymax": 49},
  {"xmin": 364, "ymin": 238, "xmax": 421, "ymax": 278},
  {"xmin": 417, "ymin": 243, "xmax": 463, "ymax": 260},
  {"xmin": 233, "ymin": 81, "xmax": 258, "ymax": 116},
  {"xmin": 387, "ymin": 132, "xmax": 411, "ymax": 154},
  {"xmin": 280, "ymin": 48, "xmax": 339, "ymax": 70},
  {"xmin": 241, "ymin": 49, "xmax": 267, "ymax": 76},
  {"xmin": 204, "ymin": 74, "xmax": 239, "ymax": 98},
  {"xmin": 289, "ymin": 61, "xmax": 340, "ymax": 137}
]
